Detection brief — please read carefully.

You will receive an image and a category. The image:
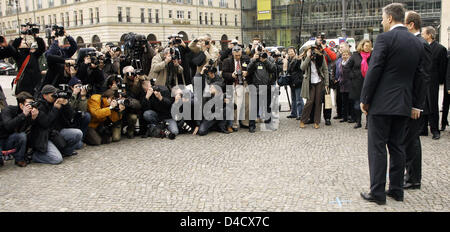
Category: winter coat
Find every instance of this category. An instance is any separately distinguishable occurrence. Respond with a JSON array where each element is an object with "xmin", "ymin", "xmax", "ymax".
[{"xmin": 300, "ymin": 55, "xmax": 329, "ymax": 100}]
